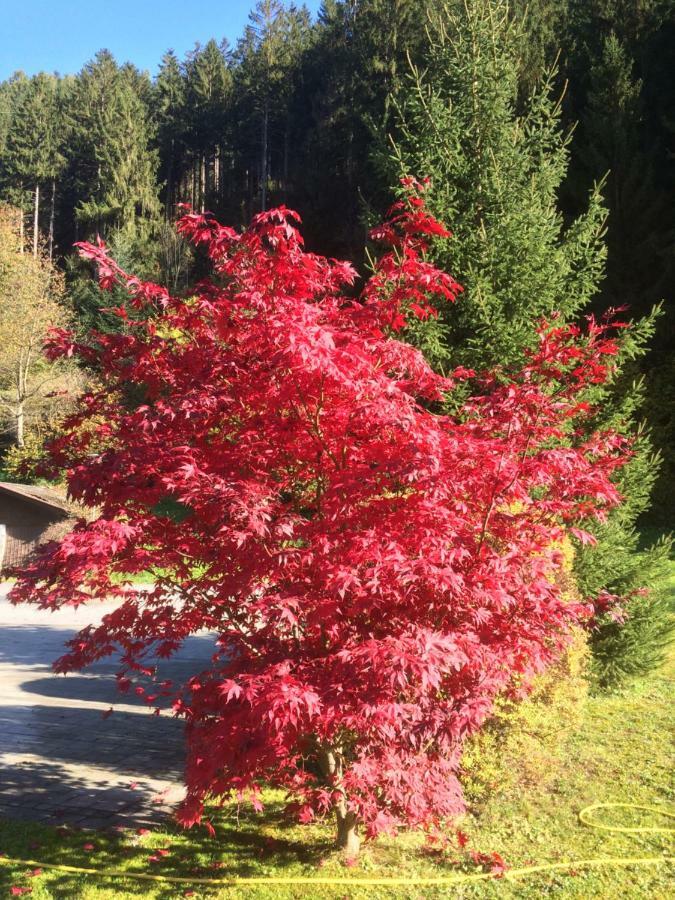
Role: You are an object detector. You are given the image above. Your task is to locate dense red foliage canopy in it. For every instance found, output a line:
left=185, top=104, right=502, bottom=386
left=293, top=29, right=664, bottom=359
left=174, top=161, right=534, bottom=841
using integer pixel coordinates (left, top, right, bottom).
left=11, top=181, right=629, bottom=843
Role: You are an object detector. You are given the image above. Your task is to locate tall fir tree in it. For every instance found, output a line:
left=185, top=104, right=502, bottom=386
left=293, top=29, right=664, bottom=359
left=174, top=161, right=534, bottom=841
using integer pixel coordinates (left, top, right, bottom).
left=0, top=73, right=30, bottom=249
left=153, top=50, right=187, bottom=219
left=233, top=1, right=312, bottom=216
left=3, top=73, right=64, bottom=257
left=183, top=40, right=232, bottom=214
left=578, top=34, right=674, bottom=316
left=563, top=3, right=675, bottom=523
left=62, top=53, right=160, bottom=335
left=386, top=0, right=607, bottom=371
left=297, top=0, right=424, bottom=257
left=66, top=51, right=160, bottom=241
left=385, top=0, right=672, bottom=687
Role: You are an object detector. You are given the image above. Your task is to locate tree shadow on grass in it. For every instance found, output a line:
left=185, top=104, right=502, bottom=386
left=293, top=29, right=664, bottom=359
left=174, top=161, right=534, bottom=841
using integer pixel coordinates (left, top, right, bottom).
left=0, top=794, right=333, bottom=899
left=208, top=802, right=333, bottom=869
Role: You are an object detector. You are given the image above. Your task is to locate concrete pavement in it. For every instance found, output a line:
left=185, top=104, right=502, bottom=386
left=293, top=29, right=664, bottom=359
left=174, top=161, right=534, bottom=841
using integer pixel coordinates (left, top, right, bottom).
left=0, top=585, right=215, bottom=829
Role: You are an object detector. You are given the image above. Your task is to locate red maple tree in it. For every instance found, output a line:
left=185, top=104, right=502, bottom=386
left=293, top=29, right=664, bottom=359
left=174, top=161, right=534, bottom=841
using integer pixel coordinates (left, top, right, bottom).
left=11, top=181, right=629, bottom=852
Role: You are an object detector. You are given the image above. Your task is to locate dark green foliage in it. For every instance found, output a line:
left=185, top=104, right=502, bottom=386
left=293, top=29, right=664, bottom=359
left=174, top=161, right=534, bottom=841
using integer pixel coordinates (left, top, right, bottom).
left=152, top=50, right=188, bottom=219
left=385, top=0, right=672, bottom=688
left=151, top=495, right=194, bottom=523
left=587, top=532, right=674, bottom=688
left=5, top=73, right=62, bottom=190
left=562, top=0, right=675, bottom=522
left=384, top=0, right=606, bottom=372
left=289, top=0, right=424, bottom=258
left=182, top=40, right=232, bottom=215
left=66, top=228, right=160, bottom=334
left=66, top=52, right=160, bottom=240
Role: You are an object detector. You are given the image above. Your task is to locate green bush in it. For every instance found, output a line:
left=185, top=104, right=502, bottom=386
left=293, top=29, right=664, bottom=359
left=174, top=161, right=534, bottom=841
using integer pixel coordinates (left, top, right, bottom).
left=589, top=534, right=675, bottom=690
left=0, top=434, right=51, bottom=484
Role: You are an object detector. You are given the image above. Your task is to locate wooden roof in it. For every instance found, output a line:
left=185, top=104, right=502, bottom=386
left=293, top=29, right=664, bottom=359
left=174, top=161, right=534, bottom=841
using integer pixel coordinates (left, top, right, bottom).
left=0, top=482, right=77, bottom=517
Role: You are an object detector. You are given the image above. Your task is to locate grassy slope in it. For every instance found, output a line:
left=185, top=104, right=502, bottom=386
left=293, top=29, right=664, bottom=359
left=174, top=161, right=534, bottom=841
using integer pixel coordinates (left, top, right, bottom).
left=0, top=572, right=673, bottom=899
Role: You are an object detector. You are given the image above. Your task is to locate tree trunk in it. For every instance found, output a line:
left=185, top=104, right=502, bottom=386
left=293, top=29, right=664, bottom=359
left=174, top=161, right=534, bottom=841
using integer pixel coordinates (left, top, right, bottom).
left=33, top=183, right=40, bottom=257
left=317, top=745, right=360, bottom=854
left=49, top=179, right=56, bottom=260
left=283, top=117, right=290, bottom=203
left=166, top=139, right=174, bottom=221
left=261, top=99, right=269, bottom=212
left=19, top=195, right=24, bottom=254
left=335, top=803, right=360, bottom=855
left=15, top=403, right=24, bottom=449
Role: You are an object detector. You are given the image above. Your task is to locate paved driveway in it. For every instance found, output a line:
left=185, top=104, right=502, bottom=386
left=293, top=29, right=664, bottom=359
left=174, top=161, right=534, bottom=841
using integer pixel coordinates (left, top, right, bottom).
left=0, top=585, right=215, bottom=829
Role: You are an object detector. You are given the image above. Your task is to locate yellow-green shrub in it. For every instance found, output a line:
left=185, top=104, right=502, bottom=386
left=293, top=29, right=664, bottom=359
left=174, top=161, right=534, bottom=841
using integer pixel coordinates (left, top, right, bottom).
left=461, top=537, right=589, bottom=808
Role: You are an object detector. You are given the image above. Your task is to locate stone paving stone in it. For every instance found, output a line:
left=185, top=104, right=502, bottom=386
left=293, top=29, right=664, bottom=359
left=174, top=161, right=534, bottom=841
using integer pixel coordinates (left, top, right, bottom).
left=0, top=586, right=213, bottom=829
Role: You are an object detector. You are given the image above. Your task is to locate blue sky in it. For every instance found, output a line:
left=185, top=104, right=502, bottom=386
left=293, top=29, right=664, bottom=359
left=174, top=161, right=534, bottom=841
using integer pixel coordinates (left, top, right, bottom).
left=0, top=0, right=324, bottom=81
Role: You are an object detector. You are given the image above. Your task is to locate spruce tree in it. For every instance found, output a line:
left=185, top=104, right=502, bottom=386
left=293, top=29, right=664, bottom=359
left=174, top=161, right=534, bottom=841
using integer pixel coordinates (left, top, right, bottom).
left=154, top=50, right=187, bottom=219
left=297, top=0, right=424, bottom=257
left=4, top=73, right=63, bottom=257
left=62, top=54, right=160, bottom=336
left=183, top=40, right=231, bottom=213
left=233, top=1, right=311, bottom=214
left=67, top=52, right=160, bottom=240
left=569, top=24, right=675, bottom=523
left=385, top=0, right=672, bottom=687
left=577, top=35, right=674, bottom=316
left=0, top=73, right=30, bottom=249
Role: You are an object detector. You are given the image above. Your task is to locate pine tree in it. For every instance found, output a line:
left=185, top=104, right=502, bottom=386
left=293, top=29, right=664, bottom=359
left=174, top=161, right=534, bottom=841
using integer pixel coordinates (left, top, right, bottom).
left=568, top=19, right=675, bottom=523
left=0, top=73, right=30, bottom=249
left=509, top=0, right=570, bottom=92
left=4, top=73, right=64, bottom=257
left=297, top=0, right=424, bottom=257
left=154, top=50, right=187, bottom=219
left=183, top=40, right=231, bottom=213
left=578, top=35, right=674, bottom=315
left=234, top=1, right=299, bottom=213
left=385, top=0, right=606, bottom=371
left=385, top=0, right=672, bottom=687
left=67, top=52, right=160, bottom=240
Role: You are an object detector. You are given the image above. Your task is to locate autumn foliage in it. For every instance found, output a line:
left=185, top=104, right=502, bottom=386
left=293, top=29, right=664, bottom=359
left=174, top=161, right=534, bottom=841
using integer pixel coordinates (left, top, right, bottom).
left=10, top=180, right=630, bottom=850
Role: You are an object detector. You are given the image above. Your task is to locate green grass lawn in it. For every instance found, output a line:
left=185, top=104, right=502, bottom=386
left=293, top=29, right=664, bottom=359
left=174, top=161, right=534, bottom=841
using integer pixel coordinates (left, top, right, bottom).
left=1, top=569, right=673, bottom=899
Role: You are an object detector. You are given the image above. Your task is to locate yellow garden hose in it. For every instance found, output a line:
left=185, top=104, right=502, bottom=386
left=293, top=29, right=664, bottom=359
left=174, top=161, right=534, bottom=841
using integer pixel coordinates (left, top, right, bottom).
left=579, top=802, right=675, bottom=834
left=0, top=803, right=672, bottom=890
